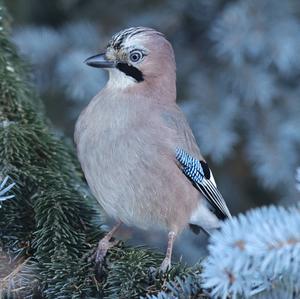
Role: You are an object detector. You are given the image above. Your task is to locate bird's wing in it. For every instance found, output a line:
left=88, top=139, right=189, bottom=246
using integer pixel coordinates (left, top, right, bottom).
left=160, top=107, right=203, bottom=159
left=160, top=105, right=231, bottom=220
left=175, top=148, right=231, bottom=220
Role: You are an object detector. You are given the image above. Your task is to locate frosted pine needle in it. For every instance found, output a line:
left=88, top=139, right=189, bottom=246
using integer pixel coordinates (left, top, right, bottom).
left=201, top=205, right=300, bottom=299
left=0, top=176, right=15, bottom=206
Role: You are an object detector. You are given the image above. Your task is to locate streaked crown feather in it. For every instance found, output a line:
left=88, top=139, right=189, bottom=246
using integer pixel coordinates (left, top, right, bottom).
left=108, top=27, right=164, bottom=50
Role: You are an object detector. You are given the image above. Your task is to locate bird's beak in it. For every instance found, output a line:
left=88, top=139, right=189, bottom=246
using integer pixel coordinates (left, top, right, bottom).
left=84, top=53, right=115, bottom=68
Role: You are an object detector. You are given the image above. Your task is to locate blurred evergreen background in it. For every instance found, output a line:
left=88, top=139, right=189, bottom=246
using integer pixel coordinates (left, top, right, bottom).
left=5, top=0, right=300, bottom=264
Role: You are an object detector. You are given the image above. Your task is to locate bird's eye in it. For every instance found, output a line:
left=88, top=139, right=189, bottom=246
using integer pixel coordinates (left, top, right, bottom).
left=129, top=51, right=143, bottom=63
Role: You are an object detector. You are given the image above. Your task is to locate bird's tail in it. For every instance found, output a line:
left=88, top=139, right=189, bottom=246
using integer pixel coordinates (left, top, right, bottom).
left=189, top=224, right=211, bottom=236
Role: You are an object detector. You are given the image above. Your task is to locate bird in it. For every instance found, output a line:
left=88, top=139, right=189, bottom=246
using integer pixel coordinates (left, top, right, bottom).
left=74, top=27, right=231, bottom=272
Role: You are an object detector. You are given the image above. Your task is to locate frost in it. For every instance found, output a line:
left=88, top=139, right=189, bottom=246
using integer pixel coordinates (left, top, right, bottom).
left=0, top=120, right=15, bottom=128
left=6, top=65, right=15, bottom=72
left=201, top=205, right=300, bottom=298
left=0, top=176, right=15, bottom=207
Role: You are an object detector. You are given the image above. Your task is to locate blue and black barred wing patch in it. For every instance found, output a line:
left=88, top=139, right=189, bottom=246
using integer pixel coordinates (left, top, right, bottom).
left=176, top=148, right=231, bottom=220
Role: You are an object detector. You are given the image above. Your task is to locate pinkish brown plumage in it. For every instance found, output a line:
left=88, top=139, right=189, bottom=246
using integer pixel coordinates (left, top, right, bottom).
left=75, top=27, right=231, bottom=271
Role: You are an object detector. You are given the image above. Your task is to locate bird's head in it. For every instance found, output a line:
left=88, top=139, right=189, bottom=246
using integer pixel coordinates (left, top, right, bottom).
left=85, top=27, right=176, bottom=93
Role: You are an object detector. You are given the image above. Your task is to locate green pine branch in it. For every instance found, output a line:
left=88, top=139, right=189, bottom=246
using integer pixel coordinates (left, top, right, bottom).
left=0, top=2, right=206, bottom=298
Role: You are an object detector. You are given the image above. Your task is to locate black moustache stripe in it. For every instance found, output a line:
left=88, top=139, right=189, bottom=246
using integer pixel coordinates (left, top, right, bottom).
left=116, top=63, right=144, bottom=82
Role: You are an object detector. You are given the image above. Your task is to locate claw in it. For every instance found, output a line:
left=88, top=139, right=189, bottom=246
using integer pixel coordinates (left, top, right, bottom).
left=159, top=256, right=171, bottom=273
left=94, top=237, right=118, bottom=278
left=90, top=222, right=122, bottom=278
left=95, top=238, right=118, bottom=263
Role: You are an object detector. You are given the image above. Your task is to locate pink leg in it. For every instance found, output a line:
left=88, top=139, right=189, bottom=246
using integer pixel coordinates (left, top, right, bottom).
left=95, top=221, right=121, bottom=263
left=160, top=231, right=176, bottom=272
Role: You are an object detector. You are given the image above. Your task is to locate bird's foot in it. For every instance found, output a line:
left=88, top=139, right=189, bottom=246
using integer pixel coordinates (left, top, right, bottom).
left=89, top=236, right=118, bottom=278
left=159, top=256, right=171, bottom=273
left=89, top=222, right=122, bottom=278
left=95, top=236, right=118, bottom=264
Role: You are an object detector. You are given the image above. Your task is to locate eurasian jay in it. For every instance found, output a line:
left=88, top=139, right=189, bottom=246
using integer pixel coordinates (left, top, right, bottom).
left=75, top=27, right=231, bottom=271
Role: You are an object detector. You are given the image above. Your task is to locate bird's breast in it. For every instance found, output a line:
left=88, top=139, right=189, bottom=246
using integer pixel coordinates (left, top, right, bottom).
left=74, top=96, right=199, bottom=231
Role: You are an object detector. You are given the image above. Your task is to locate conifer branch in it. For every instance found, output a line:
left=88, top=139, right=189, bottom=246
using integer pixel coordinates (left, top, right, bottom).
left=201, top=205, right=300, bottom=299
left=1, top=1, right=300, bottom=298
left=0, top=3, right=197, bottom=298
left=0, top=176, right=15, bottom=204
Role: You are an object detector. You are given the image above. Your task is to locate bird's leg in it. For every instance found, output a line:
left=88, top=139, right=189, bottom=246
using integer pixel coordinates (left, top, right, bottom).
left=160, top=231, right=176, bottom=272
left=94, top=221, right=121, bottom=264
